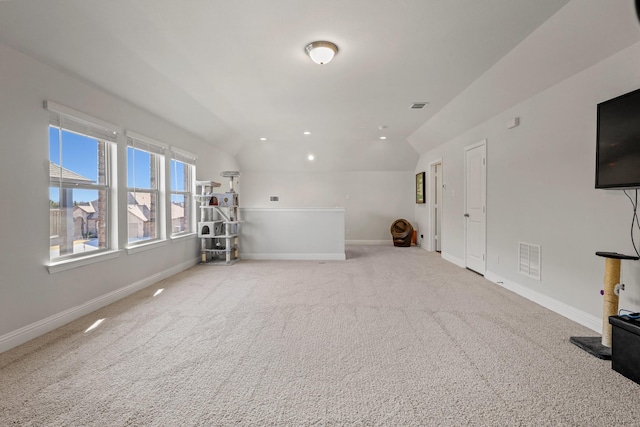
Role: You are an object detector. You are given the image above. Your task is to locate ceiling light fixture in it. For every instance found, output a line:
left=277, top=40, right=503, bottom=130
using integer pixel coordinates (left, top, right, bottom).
left=380, top=136, right=387, bottom=140
left=260, top=137, right=267, bottom=141
left=308, top=154, right=315, bottom=161
left=305, top=41, right=338, bottom=65
left=303, top=131, right=311, bottom=135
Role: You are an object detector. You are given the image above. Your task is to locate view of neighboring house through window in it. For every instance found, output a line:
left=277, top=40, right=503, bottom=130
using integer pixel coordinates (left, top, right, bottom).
left=127, top=132, right=165, bottom=245
left=48, top=102, right=117, bottom=261
left=170, top=149, right=195, bottom=235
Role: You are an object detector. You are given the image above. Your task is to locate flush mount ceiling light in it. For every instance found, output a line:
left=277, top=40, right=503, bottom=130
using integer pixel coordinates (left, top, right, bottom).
left=305, top=41, right=338, bottom=65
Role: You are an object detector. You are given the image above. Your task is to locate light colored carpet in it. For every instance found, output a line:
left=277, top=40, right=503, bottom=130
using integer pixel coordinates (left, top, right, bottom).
left=1, top=245, right=639, bottom=426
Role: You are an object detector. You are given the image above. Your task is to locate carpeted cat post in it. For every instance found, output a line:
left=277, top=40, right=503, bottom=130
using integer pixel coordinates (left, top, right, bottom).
left=601, top=256, right=621, bottom=348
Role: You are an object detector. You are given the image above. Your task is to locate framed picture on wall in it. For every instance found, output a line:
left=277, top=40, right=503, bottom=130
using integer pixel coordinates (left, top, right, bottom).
left=416, top=172, right=425, bottom=204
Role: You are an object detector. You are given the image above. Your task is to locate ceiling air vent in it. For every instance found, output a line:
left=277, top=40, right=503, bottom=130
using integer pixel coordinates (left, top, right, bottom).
left=411, top=102, right=428, bottom=109
left=518, top=242, right=541, bottom=281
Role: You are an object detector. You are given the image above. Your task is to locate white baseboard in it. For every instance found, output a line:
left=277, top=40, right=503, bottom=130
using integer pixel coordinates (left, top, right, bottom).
left=484, top=271, right=601, bottom=333
left=346, top=240, right=391, bottom=245
left=0, top=257, right=199, bottom=354
left=441, top=252, right=465, bottom=268
left=241, top=253, right=346, bottom=261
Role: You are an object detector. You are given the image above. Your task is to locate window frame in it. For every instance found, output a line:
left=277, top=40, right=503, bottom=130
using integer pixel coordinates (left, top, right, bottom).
left=125, top=130, right=167, bottom=247
left=46, top=101, right=119, bottom=266
left=169, top=147, right=196, bottom=237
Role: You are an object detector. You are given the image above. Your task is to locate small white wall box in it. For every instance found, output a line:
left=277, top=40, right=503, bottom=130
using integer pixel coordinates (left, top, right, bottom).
left=198, top=222, right=219, bottom=237
left=210, top=193, right=238, bottom=207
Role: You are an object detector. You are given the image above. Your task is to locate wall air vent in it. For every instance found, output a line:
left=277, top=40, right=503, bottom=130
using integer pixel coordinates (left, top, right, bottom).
left=411, top=102, right=428, bottom=109
left=518, top=242, right=541, bottom=280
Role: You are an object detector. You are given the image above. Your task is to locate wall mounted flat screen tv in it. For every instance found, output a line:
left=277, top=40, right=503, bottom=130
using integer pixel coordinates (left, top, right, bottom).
left=596, top=87, right=640, bottom=189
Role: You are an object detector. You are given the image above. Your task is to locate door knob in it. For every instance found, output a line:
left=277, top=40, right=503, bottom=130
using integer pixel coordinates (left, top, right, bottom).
left=464, top=213, right=470, bottom=217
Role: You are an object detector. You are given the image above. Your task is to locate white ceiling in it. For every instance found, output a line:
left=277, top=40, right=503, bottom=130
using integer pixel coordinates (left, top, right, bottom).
left=0, top=0, right=572, bottom=172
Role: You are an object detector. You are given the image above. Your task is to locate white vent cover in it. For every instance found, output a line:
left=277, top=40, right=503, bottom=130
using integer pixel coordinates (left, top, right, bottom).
left=518, top=242, right=541, bottom=280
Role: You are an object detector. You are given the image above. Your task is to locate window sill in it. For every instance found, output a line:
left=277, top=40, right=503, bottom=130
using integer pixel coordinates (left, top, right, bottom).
left=47, top=250, right=123, bottom=274
left=126, top=239, right=168, bottom=255
left=171, top=232, right=197, bottom=242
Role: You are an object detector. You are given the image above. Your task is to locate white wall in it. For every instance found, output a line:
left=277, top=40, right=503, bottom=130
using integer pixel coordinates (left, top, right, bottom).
left=241, top=171, right=415, bottom=243
left=0, top=42, right=238, bottom=351
left=415, top=40, right=640, bottom=329
left=240, top=208, right=345, bottom=260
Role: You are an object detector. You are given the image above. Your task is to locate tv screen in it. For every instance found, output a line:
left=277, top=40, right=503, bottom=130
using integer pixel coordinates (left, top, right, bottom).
left=596, top=88, right=640, bottom=189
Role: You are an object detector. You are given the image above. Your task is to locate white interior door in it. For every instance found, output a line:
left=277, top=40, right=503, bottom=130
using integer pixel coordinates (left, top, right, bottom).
left=464, top=141, right=486, bottom=275
left=434, top=162, right=442, bottom=252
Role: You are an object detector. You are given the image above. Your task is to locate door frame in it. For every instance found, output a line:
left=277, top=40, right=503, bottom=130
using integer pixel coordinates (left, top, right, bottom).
left=428, top=159, right=443, bottom=252
left=464, top=139, right=487, bottom=275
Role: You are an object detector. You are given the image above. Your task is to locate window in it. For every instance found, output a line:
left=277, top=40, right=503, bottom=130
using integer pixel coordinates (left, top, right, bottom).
left=170, top=149, right=196, bottom=236
left=126, top=132, right=166, bottom=245
left=47, top=101, right=118, bottom=262
left=45, top=101, right=198, bottom=266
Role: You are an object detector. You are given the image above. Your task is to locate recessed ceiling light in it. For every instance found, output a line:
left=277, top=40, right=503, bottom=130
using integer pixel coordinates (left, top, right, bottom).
left=308, top=154, right=315, bottom=161
left=380, top=136, right=387, bottom=140
left=260, top=137, right=267, bottom=141
left=303, top=131, right=311, bottom=135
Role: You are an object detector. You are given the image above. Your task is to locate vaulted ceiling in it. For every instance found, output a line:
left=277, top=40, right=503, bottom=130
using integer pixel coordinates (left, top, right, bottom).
left=0, top=0, right=572, bottom=171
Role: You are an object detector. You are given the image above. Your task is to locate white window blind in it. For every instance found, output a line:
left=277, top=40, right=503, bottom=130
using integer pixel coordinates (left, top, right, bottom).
left=45, top=100, right=119, bottom=143
left=170, top=146, right=197, bottom=165
left=125, top=130, right=167, bottom=155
